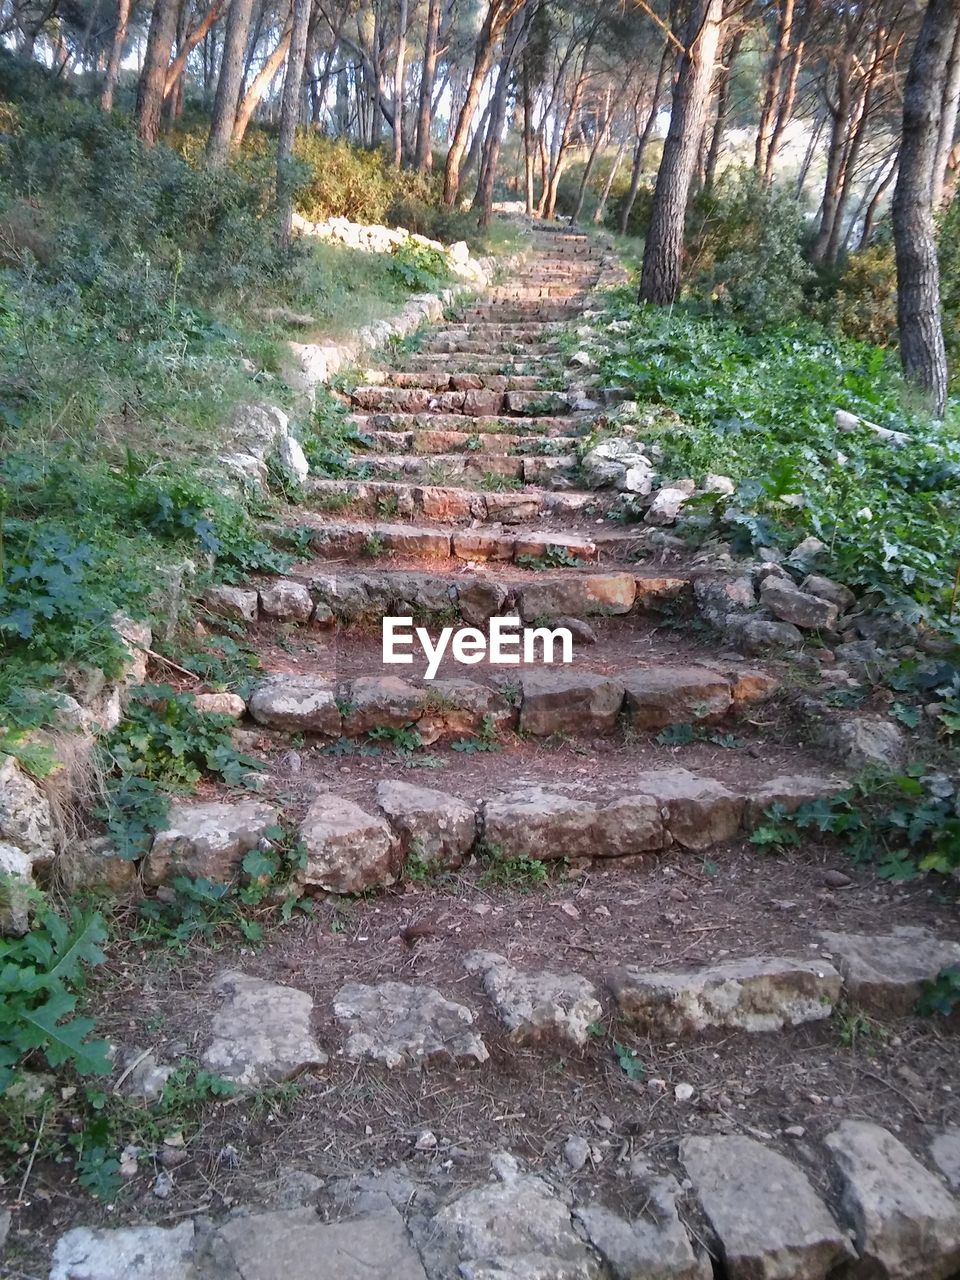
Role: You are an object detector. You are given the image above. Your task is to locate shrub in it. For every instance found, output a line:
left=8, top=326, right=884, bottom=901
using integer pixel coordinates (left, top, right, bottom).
left=685, top=172, right=814, bottom=330
left=831, top=243, right=898, bottom=348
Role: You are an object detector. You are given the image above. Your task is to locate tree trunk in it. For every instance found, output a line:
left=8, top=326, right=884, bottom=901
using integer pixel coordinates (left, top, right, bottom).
left=594, top=136, right=626, bottom=223
left=522, top=58, right=535, bottom=214
left=571, top=89, right=611, bottom=223
left=704, top=26, right=742, bottom=193
left=478, top=12, right=530, bottom=227
left=857, top=152, right=898, bottom=250
left=754, top=0, right=793, bottom=176
left=444, top=0, right=524, bottom=206
left=101, top=0, right=130, bottom=110
left=207, top=0, right=258, bottom=166
left=392, top=0, right=409, bottom=167
left=164, top=0, right=226, bottom=100
left=277, top=0, right=312, bottom=249
left=810, top=46, right=853, bottom=262
left=893, top=0, right=960, bottom=417
left=619, top=37, right=671, bottom=234
left=823, top=30, right=883, bottom=264
left=232, top=15, right=292, bottom=143
left=639, top=0, right=724, bottom=305
left=764, top=0, right=817, bottom=182
left=933, top=17, right=960, bottom=205
left=136, top=0, right=179, bottom=144
left=414, top=0, right=442, bottom=170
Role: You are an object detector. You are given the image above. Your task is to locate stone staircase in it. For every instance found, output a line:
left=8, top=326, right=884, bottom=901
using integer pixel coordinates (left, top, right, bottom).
left=27, top=227, right=960, bottom=1280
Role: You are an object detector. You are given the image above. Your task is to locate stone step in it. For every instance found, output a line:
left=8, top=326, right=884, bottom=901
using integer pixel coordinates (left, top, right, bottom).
left=209, top=567, right=690, bottom=628
left=139, top=762, right=830, bottom=897
left=296, top=515, right=608, bottom=563
left=398, top=355, right=558, bottom=375
left=463, top=303, right=590, bottom=323
left=303, top=476, right=604, bottom=524
left=417, top=338, right=560, bottom=356
left=362, top=370, right=550, bottom=393
left=361, top=428, right=580, bottom=456
left=350, top=411, right=588, bottom=436
left=46, top=1117, right=960, bottom=1280
left=343, top=453, right=578, bottom=488
left=349, top=384, right=576, bottom=417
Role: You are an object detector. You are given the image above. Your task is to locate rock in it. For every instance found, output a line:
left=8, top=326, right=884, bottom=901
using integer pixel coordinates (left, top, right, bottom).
left=113, top=614, right=152, bottom=686
left=0, top=753, right=54, bottom=864
left=694, top=576, right=757, bottom=627
left=0, top=842, right=34, bottom=935
left=340, top=676, right=425, bottom=736
left=248, top=674, right=341, bottom=734
left=833, top=640, right=884, bottom=678
left=458, top=578, right=509, bottom=626
left=429, top=1156, right=599, bottom=1279
left=225, top=402, right=289, bottom=460
left=760, top=579, right=839, bottom=631
left=518, top=573, right=637, bottom=620
left=564, top=1134, right=591, bottom=1171
left=299, top=794, right=398, bottom=893
left=203, top=584, right=259, bottom=623
left=556, top=616, right=598, bottom=645
left=203, top=971, right=327, bottom=1087
left=790, top=536, right=828, bottom=563
left=57, top=836, right=137, bottom=893
left=193, top=691, right=247, bottom=719
left=277, top=434, right=310, bottom=483
left=801, top=574, right=856, bottom=611
left=824, top=717, right=906, bottom=769
left=334, top=981, right=487, bottom=1067
left=482, top=787, right=664, bottom=861
left=607, top=956, right=841, bottom=1035
left=464, top=951, right=603, bottom=1048
left=49, top=1222, right=196, bottom=1280
left=144, top=800, right=278, bottom=887
left=519, top=670, right=624, bottom=735
left=825, top=1120, right=960, bottom=1280
left=645, top=487, right=690, bottom=526
left=258, top=579, right=314, bottom=622
left=576, top=1167, right=711, bottom=1280
left=621, top=666, right=732, bottom=730
left=681, top=1134, right=853, bottom=1280
left=376, top=780, right=476, bottom=869
left=582, top=439, right=655, bottom=494
left=743, top=774, right=845, bottom=826
left=116, top=1046, right=173, bottom=1104
left=731, top=617, right=804, bottom=654
left=818, top=927, right=960, bottom=1015
left=209, top=1204, right=428, bottom=1280
left=631, top=768, right=742, bottom=851
left=701, top=473, right=736, bottom=496
left=728, top=669, right=779, bottom=704
left=931, top=1131, right=960, bottom=1191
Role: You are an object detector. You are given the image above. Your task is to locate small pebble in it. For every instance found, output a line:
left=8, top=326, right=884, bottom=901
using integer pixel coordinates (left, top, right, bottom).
left=674, top=1082, right=695, bottom=1103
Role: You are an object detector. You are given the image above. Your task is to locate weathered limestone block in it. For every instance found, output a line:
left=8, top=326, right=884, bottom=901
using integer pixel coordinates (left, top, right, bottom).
left=203, top=971, right=327, bottom=1087
left=299, top=794, right=398, bottom=894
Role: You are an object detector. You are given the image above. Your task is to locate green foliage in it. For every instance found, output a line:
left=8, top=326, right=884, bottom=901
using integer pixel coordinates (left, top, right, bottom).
left=830, top=244, right=898, bottom=348
left=477, top=847, right=549, bottom=892
left=387, top=240, right=451, bottom=291
left=685, top=174, right=814, bottom=330
left=516, top=546, right=586, bottom=569
left=594, top=298, right=960, bottom=631
left=774, top=770, right=960, bottom=879
left=614, top=1041, right=644, bottom=1081
left=98, top=684, right=262, bottom=859
left=916, top=965, right=960, bottom=1017
left=0, top=904, right=111, bottom=1092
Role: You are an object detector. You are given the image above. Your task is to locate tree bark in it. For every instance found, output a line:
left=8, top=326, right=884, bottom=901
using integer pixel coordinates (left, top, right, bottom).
left=892, top=0, right=960, bottom=417
left=571, top=87, right=611, bottom=223
left=164, top=0, right=226, bottom=100
left=764, top=0, right=817, bottom=182
left=933, top=16, right=960, bottom=205
left=522, top=56, right=536, bottom=213
left=101, top=0, right=130, bottom=110
left=594, top=135, right=626, bottom=224
left=857, top=152, right=898, bottom=250
left=136, top=0, right=179, bottom=144
left=391, top=0, right=409, bottom=167
left=754, top=0, right=793, bottom=176
left=443, top=0, right=526, bottom=206
left=619, top=39, right=671, bottom=235
left=207, top=0, right=258, bottom=166
left=639, top=0, right=724, bottom=304
left=277, top=0, right=312, bottom=249
left=231, top=15, right=292, bottom=143
left=414, top=0, right=442, bottom=171
left=703, top=26, right=742, bottom=193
